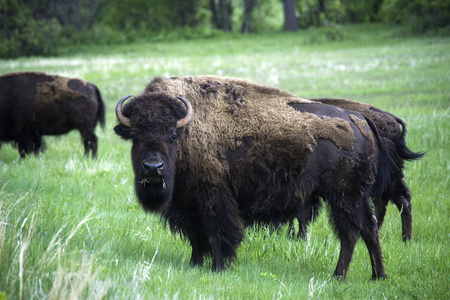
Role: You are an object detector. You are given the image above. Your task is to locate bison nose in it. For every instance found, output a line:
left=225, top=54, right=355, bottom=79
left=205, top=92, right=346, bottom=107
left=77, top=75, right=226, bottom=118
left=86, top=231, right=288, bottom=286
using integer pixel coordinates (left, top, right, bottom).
left=142, top=161, right=164, bottom=176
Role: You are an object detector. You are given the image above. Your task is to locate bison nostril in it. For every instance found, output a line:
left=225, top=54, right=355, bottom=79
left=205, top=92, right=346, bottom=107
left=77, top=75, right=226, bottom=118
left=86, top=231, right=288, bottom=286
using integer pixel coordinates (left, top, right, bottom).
left=142, top=161, right=164, bottom=174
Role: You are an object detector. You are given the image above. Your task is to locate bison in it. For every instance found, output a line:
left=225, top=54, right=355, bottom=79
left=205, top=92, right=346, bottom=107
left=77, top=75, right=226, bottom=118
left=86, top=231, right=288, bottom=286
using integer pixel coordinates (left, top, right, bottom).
left=114, top=76, right=390, bottom=279
left=286, top=98, right=424, bottom=241
left=0, top=72, right=105, bottom=158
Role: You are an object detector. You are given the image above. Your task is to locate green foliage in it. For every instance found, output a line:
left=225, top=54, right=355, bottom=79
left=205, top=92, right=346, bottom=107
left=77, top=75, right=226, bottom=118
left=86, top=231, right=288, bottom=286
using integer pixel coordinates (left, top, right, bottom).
left=296, top=0, right=381, bottom=28
left=0, top=19, right=61, bottom=58
left=2, top=0, right=449, bottom=58
left=97, top=0, right=172, bottom=32
left=0, top=1, right=62, bottom=58
left=0, top=25, right=449, bottom=298
left=96, top=0, right=209, bottom=32
left=381, top=0, right=450, bottom=32
left=341, top=0, right=382, bottom=23
left=304, top=24, right=347, bottom=44
left=234, top=0, right=284, bottom=32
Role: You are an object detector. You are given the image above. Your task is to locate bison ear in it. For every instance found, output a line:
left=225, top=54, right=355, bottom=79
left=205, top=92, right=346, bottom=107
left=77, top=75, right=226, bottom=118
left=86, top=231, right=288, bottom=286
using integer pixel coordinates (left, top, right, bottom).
left=114, top=124, right=133, bottom=140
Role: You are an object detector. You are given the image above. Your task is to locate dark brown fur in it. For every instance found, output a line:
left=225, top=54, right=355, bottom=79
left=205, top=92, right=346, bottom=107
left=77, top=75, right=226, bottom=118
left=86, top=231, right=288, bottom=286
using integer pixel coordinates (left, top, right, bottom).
left=289, top=98, right=424, bottom=241
left=115, top=76, right=387, bottom=279
left=0, top=72, right=105, bottom=157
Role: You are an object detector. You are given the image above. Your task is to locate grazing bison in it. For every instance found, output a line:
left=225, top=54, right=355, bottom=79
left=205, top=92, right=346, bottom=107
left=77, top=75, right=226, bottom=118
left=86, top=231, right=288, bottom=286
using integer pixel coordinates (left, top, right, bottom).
left=0, top=72, right=105, bottom=158
left=114, top=76, right=389, bottom=279
left=287, top=98, right=424, bottom=241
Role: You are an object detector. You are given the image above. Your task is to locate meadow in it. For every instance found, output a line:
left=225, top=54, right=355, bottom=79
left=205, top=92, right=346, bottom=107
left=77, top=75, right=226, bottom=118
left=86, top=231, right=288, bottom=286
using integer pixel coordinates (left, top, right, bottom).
left=0, top=25, right=449, bottom=299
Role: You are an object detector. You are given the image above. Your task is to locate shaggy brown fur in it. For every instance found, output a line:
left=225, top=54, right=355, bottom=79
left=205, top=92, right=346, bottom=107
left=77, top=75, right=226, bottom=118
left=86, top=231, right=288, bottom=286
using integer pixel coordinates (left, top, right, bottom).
left=35, top=76, right=88, bottom=104
left=146, top=76, right=360, bottom=186
left=115, top=76, right=388, bottom=280
left=0, top=71, right=105, bottom=157
left=311, top=98, right=400, bottom=142
left=305, top=98, right=424, bottom=241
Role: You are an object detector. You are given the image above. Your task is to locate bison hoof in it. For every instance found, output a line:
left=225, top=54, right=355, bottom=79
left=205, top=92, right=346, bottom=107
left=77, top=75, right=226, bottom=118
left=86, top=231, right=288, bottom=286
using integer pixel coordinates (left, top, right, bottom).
left=371, top=274, right=387, bottom=280
left=402, top=234, right=412, bottom=242
left=212, top=262, right=226, bottom=272
left=332, top=274, right=345, bottom=281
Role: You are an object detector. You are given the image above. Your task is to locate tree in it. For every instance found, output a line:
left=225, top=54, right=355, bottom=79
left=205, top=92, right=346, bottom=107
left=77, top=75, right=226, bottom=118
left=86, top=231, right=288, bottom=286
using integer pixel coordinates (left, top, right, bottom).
left=209, top=0, right=232, bottom=31
left=242, top=0, right=257, bottom=33
left=371, top=0, right=384, bottom=21
left=282, top=0, right=298, bottom=31
left=381, top=0, right=450, bottom=31
left=318, top=0, right=325, bottom=13
left=219, top=0, right=232, bottom=31
left=210, top=0, right=219, bottom=28
left=0, top=0, right=63, bottom=57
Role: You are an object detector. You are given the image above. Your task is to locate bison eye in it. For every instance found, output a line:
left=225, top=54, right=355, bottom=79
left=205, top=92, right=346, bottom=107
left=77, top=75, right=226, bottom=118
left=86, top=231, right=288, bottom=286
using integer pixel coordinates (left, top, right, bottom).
left=130, top=128, right=142, bottom=139
left=165, top=128, right=178, bottom=141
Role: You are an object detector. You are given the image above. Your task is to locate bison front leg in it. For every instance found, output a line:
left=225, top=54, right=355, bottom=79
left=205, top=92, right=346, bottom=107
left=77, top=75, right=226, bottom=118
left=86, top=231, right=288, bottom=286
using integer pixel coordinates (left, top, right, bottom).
left=196, top=185, right=244, bottom=272
left=189, top=235, right=208, bottom=268
left=330, top=197, right=387, bottom=280
left=17, top=134, right=35, bottom=158
left=328, top=200, right=365, bottom=280
left=31, top=134, right=43, bottom=154
left=296, top=195, right=322, bottom=240
left=332, top=225, right=359, bottom=279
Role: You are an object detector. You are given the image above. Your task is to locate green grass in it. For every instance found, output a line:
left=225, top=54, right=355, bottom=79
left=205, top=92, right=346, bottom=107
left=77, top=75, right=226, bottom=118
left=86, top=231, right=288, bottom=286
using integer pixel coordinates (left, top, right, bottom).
left=1, top=24, right=449, bottom=299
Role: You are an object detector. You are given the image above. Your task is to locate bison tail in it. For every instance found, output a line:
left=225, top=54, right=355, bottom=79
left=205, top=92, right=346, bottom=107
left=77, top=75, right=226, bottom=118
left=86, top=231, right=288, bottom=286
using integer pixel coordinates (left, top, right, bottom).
left=395, top=117, right=425, bottom=161
left=95, top=86, right=106, bottom=129
left=365, top=117, right=397, bottom=200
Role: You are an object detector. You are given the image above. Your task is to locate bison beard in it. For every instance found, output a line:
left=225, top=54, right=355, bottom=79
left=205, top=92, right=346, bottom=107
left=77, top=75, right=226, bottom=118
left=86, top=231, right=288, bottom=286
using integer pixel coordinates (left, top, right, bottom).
left=135, top=179, right=172, bottom=212
left=114, top=76, right=388, bottom=280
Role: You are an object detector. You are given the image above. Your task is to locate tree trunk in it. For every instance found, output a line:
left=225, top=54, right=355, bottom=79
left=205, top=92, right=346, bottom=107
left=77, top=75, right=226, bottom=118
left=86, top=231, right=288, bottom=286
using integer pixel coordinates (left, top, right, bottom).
left=371, top=0, right=384, bottom=21
left=242, top=0, right=256, bottom=33
left=210, top=0, right=219, bottom=29
left=318, top=0, right=325, bottom=13
left=282, top=0, right=298, bottom=32
left=219, top=0, right=232, bottom=32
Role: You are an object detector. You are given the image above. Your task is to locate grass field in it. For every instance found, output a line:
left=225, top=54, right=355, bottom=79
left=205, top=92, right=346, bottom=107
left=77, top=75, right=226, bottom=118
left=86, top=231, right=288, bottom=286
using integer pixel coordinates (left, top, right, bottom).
left=1, top=25, right=449, bottom=299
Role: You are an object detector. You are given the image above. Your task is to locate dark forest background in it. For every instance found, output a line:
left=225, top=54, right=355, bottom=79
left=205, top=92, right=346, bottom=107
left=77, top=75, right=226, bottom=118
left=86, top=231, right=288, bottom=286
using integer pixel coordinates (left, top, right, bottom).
left=1, top=0, right=449, bottom=58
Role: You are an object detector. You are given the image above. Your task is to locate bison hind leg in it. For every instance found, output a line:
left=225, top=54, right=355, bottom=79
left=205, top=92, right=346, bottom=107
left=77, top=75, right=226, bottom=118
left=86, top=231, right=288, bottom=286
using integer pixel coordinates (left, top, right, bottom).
left=359, top=201, right=387, bottom=279
left=373, top=194, right=389, bottom=232
left=392, top=181, right=413, bottom=241
left=81, top=130, right=98, bottom=158
left=399, top=193, right=413, bottom=242
left=374, top=179, right=413, bottom=242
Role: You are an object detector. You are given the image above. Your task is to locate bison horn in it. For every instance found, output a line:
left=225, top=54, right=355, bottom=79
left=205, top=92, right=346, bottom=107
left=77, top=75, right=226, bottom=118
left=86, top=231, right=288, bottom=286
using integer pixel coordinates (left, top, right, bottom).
left=175, top=96, right=193, bottom=128
left=116, top=95, right=133, bottom=127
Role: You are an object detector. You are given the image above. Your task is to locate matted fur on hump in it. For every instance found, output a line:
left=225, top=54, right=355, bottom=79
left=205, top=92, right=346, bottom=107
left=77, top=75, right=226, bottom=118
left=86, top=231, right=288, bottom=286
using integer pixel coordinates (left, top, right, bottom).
left=146, top=76, right=356, bottom=186
left=311, top=98, right=401, bottom=141
left=35, top=75, right=88, bottom=104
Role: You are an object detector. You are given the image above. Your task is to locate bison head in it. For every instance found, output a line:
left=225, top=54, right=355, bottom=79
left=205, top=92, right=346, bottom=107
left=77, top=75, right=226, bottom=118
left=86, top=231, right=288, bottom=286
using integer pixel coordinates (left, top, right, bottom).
left=114, top=93, right=193, bottom=212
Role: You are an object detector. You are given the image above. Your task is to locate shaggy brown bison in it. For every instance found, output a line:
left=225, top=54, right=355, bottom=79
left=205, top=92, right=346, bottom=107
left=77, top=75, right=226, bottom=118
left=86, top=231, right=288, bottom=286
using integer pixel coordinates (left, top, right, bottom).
left=0, top=72, right=105, bottom=158
left=287, top=98, right=424, bottom=241
left=114, top=76, right=390, bottom=279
